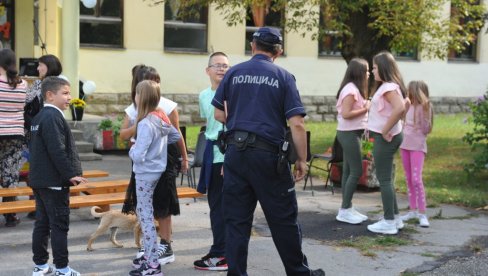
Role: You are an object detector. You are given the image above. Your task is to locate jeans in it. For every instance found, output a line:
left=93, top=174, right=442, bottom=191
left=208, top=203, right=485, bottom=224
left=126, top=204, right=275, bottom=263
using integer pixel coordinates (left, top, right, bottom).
left=371, top=131, right=403, bottom=220
left=337, top=130, right=364, bottom=209
left=32, top=188, right=70, bottom=268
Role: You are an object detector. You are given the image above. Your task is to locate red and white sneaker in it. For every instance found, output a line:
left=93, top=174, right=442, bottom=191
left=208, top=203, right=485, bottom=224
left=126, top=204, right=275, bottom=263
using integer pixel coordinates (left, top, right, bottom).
left=193, top=254, right=228, bottom=271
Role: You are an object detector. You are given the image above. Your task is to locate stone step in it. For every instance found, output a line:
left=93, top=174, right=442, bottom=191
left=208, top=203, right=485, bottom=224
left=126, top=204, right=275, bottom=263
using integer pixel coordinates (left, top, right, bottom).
left=71, top=129, right=84, bottom=140
left=78, top=152, right=103, bottom=161
left=75, top=141, right=94, bottom=153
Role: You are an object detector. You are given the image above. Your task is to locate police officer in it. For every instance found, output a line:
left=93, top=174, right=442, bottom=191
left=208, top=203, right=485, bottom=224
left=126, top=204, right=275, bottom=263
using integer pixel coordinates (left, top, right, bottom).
left=212, top=27, right=325, bottom=276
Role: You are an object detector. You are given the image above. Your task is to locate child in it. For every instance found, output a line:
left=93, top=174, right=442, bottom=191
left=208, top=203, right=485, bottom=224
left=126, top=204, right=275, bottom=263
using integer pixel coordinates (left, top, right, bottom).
left=193, top=52, right=230, bottom=271
left=29, top=76, right=88, bottom=276
left=399, top=81, right=433, bottom=227
left=367, top=51, right=407, bottom=235
left=121, top=65, right=187, bottom=265
left=334, top=58, right=371, bottom=225
left=129, top=80, right=180, bottom=276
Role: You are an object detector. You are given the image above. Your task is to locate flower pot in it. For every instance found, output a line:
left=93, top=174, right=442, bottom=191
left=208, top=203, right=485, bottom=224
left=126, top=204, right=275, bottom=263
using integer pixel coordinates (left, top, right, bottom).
left=102, top=130, right=114, bottom=149
left=71, top=107, right=84, bottom=121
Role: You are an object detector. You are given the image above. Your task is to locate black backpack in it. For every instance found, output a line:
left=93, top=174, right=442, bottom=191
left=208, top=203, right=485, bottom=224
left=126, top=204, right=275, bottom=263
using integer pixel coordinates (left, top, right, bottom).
left=24, top=96, right=43, bottom=131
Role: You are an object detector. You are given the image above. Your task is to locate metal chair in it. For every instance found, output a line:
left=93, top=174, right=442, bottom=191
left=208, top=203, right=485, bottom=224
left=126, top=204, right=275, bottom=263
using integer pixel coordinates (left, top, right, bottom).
left=186, top=131, right=206, bottom=188
left=303, top=135, right=342, bottom=195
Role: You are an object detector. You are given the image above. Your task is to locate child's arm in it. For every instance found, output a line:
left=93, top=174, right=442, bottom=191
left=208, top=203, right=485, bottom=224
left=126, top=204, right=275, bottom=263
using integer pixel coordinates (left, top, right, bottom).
left=420, top=105, right=433, bottom=135
left=129, top=122, right=153, bottom=164
left=120, top=114, right=136, bottom=140
left=167, top=125, right=181, bottom=144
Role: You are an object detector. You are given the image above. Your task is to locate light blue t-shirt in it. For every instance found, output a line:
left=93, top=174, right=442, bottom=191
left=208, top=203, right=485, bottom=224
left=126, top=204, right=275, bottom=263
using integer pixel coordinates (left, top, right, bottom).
left=199, top=87, right=225, bottom=163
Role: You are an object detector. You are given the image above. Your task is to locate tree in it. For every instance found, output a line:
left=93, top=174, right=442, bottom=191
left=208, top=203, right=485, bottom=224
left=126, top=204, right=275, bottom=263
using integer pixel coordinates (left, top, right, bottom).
left=146, top=0, right=486, bottom=64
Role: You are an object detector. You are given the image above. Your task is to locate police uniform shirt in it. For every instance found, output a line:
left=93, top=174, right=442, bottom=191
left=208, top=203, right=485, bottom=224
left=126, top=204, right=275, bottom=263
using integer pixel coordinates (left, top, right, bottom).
left=211, top=54, right=306, bottom=145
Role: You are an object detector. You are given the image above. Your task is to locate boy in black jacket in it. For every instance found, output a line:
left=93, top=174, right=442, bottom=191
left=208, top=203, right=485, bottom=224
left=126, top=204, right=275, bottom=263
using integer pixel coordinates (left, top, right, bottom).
left=29, top=76, right=88, bottom=276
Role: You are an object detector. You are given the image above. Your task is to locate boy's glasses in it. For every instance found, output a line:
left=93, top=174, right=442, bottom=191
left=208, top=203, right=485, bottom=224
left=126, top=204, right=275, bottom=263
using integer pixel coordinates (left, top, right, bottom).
left=209, top=64, right=230, bottom=70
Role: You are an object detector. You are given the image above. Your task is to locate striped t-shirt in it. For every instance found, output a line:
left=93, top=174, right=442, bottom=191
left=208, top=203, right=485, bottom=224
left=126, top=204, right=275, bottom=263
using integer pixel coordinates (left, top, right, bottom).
left=0, top=79, right=28, bottom=137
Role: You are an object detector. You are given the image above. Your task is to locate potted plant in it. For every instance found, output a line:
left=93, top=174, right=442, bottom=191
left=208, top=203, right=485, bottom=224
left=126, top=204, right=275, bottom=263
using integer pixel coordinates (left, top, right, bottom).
left=111, top=115, right=128, bottom=149
left=98, top=118, right=114, bottom=149
left=70, top=98, right=86, bottom=121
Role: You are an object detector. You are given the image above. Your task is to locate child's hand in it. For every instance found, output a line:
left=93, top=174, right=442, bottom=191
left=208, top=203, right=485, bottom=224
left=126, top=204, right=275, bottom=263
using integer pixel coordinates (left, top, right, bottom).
left=382, top=131, right=393, bottom=142
left=70, top=176, right=88, bottom=186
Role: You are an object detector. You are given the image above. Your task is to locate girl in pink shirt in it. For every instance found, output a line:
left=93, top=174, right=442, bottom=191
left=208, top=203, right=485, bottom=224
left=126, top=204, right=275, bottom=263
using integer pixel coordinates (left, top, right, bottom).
left=367, top=51, right=407, bottom=235
left=335, top=58, right=371, bottom=225
left=399, top=81, right=433, bottom=227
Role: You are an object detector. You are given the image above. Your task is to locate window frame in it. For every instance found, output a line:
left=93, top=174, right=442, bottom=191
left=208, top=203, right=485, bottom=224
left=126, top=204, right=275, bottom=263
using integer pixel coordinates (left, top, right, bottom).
left=79, top=0, right=124, bottom=49
left=448, top=0, right=480, bottom=62
left=245, top=2, right=285, bottom=55
left=163, top=2, right=208, bottom=53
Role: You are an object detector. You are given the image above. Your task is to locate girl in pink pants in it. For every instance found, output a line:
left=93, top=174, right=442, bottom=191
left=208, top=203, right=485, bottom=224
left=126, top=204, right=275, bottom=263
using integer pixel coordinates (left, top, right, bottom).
left=400, top=80, right=433, bottom=227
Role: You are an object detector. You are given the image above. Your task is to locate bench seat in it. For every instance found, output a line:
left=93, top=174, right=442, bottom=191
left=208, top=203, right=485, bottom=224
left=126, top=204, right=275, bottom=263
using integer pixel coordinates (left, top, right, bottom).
left=0, top=179, right=128, bottom=198
left=0, top=187, right=203, bottom=214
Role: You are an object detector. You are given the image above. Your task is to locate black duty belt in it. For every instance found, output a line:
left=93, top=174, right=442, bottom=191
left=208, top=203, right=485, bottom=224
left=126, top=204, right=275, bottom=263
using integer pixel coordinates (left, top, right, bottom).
left=226, top=132, right=279, bottom=154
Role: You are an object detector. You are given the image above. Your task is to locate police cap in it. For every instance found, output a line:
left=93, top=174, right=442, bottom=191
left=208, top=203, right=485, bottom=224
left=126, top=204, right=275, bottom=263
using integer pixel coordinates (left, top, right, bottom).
left=253, top=27, right=283, bottom=45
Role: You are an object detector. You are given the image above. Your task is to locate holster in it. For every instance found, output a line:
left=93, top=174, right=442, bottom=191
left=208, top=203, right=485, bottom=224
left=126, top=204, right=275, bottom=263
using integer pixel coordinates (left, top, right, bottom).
left=216, top=130, right=228, bottom=154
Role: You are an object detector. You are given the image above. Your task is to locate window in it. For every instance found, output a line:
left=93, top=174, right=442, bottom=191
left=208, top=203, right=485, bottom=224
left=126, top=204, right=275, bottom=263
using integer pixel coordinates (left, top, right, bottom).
left=80, top=0, right=123, bottom=48
left=448, top=0, right=480, bottom=61
left=164, top=0, right=208, bottom=52
left=245, top=1, right=284, bottom=54
left=0, top=0, right=14, bottom=50
left=318, top=3, right=340, bottom=57
left=392, top=49, right=418, bottom=60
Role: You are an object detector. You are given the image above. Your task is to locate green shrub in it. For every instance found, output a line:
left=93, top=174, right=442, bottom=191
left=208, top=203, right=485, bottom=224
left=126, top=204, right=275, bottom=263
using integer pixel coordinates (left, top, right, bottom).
left=463, top=91, right=488, bottom=174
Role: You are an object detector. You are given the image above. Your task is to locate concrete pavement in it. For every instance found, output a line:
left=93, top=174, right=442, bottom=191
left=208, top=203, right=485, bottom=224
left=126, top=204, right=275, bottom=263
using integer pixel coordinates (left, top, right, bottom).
left=1, top=153, right=487, bottom=276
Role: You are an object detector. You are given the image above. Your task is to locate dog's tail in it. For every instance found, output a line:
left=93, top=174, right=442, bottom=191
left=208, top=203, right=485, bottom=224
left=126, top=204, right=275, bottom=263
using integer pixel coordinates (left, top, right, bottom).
left=90, top=206, right=106, bottom=218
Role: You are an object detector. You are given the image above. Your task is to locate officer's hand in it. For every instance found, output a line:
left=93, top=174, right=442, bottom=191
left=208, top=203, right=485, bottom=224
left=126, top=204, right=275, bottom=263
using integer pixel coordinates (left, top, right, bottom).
left=293, top=160, right=308, bottom=182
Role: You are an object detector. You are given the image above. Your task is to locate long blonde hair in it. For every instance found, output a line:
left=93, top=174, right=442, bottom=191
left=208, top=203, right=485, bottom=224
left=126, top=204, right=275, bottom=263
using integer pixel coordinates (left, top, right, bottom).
left=408, top=80, right=433, bottom=128
left=134, top=80, right=161, bottom=138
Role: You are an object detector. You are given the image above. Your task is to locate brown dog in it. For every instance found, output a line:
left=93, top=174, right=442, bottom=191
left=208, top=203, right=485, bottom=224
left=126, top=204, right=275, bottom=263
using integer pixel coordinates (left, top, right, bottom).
left=87, top=206, right=144, bottom=251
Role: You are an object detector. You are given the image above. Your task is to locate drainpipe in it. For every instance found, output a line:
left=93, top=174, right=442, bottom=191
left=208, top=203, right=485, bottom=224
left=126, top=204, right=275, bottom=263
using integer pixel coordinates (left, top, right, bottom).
left=60, top=0, right=80, bottom=100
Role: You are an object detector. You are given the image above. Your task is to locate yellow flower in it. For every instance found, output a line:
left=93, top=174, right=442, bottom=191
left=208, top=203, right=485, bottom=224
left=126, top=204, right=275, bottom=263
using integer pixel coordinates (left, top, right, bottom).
left=70, top=98, right=86, bottom=109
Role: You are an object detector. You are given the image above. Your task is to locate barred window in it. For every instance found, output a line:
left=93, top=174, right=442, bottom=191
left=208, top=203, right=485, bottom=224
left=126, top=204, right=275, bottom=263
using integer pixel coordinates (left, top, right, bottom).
left=80, top=0, right=123, bottom=48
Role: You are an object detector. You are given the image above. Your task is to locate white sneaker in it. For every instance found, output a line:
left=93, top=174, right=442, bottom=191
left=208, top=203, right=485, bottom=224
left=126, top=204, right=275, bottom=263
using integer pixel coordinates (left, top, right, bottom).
left=418, top=214, right=430, bottom=227
left=400, top=211, right=418, bottom=221
left=395, top=216, right=405, bottom=230
left=32, top=265, right=54, bottom=276
left=136, top=247, right=144, bottom=259
left=367, top=219, right=398, bottom=235
left=54, top=267, right=80, bottom=276
left=351, top=207, right=368, bottom=222
left=336, top=208, right=363, bottom=224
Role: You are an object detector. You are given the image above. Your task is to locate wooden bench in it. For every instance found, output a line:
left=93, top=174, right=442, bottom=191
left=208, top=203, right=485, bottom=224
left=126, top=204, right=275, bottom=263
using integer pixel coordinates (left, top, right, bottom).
left=0, top=179, right=129, bottom=198
left=0, top=186, right=202, bottom=214
left=19, top=169, right=109, bottom=182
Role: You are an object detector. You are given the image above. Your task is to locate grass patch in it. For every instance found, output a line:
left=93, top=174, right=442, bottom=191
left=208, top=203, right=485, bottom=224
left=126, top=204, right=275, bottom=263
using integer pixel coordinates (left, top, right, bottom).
left=420, top=252, right=438, bottom=258
left=339, top=235, right=410, bottom=257
left=185, top=114, right=487, bottom=208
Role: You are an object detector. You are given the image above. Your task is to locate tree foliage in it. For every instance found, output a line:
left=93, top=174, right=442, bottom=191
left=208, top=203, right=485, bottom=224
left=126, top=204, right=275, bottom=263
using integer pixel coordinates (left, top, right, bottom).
left=145, top=0, right=486, bottom=63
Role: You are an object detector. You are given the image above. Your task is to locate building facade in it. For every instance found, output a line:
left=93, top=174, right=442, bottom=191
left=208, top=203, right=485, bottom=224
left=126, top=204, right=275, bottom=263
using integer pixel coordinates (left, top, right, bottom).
left=12, top=0, right=488, bottom=123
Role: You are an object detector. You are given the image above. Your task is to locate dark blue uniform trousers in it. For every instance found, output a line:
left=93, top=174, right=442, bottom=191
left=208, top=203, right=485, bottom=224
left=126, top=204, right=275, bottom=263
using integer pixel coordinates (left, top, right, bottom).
left=223, top=145, right=311, bottom=276
left=208, top=162, right=226, bottom=256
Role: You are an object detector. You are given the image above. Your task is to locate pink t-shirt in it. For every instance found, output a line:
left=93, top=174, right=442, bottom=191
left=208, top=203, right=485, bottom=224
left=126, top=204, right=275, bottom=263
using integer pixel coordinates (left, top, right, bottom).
left=336, top=82, right=367, bottom=131
left=400, top=105, right=431, bottom=153
left=367, top=82, right=403, bottom=136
